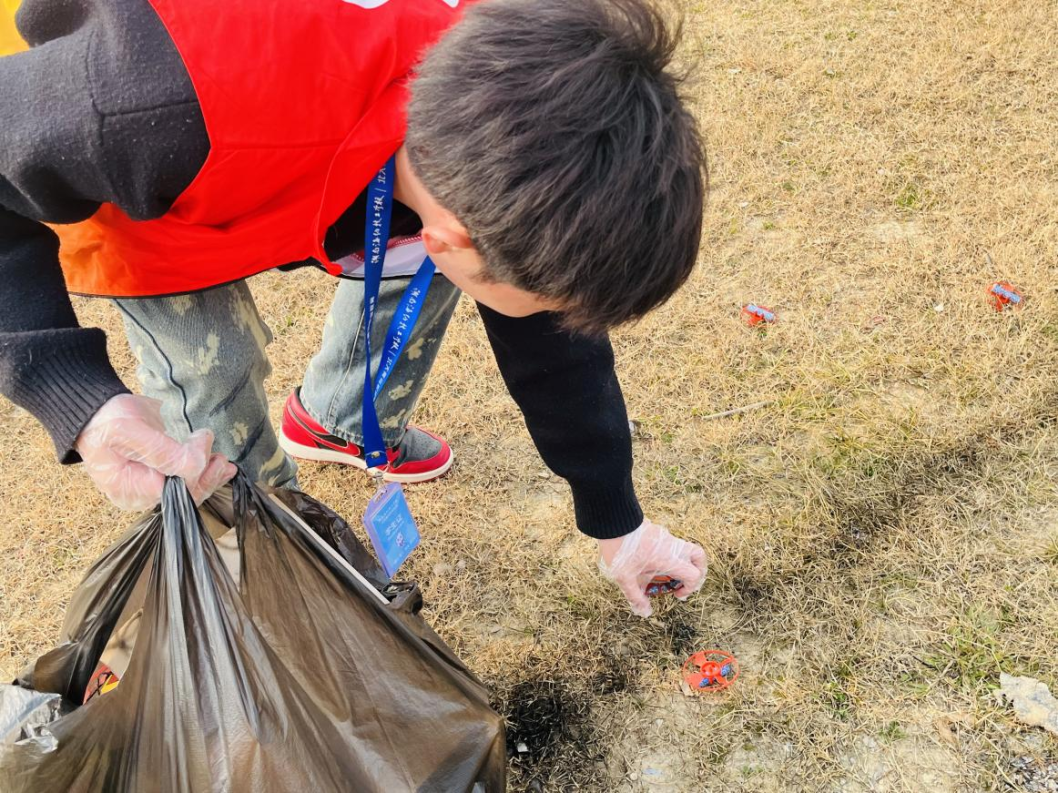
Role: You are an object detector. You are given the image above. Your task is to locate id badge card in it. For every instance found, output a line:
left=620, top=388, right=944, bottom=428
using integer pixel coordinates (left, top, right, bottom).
left=362, top=482, right=420, bottom=577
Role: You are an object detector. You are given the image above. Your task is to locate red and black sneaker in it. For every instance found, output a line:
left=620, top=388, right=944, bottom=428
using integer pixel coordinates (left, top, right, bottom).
left=279, top=389, right=453, bottom=484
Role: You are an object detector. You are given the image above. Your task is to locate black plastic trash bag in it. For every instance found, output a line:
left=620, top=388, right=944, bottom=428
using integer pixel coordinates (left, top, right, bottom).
left=0, top=473, right=505, bottom=792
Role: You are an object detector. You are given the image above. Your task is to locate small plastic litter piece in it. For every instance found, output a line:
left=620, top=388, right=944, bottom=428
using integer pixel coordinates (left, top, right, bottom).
left=989, top=281, right=1024, bottom=312
left=83, top=663, right=120, bottom=704
left=516, top=742, right=529, bottom=754
left=862, top=315, right=888, bottom=332
left=741, top=304, right=777, bottom=327
left=645, top=575, right=684, bottom=597
left=682, top=650, right=740, bottom=693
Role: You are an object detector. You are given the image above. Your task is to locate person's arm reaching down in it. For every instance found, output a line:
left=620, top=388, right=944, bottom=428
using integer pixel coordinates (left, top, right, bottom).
left=477, top=303, right=642, bottom=538
left=477, top=304, right=707, bottom=617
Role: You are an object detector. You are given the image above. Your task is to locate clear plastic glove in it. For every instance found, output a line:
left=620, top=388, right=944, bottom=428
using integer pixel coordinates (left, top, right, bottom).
left=75, top=394, right=236, bottom=511
left=598, top=520, right=708, bottom=618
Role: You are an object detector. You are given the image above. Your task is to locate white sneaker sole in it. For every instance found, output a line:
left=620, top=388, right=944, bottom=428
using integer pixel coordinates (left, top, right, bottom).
left=278, top=431, right=454, bottom=484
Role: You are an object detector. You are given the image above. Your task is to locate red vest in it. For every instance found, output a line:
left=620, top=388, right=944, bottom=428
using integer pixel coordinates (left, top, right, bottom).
left=56, top=0, right=470, bottom=297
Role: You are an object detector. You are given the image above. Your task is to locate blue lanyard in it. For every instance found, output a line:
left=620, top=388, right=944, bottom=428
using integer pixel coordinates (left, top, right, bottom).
left=361, top=157, right=436, bottom=469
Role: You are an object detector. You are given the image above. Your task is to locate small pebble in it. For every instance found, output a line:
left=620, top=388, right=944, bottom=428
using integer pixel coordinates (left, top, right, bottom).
left=1009, top=756, right=1058, bottom=792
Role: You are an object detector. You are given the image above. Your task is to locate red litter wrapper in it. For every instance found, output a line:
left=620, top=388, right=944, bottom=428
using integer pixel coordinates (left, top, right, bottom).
left=683, top=650, right=740, bottom=693
left=988, top=282, right=1024, bottom=312
left=741, top=304, right=777, bottom=327
left=84, top=663, right=121, bottom=703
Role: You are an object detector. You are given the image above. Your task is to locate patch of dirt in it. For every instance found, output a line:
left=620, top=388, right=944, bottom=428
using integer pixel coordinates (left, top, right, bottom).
left=592, top=667, right=632, bottom=696
left=868, top=220, right=923, bottom=243
left=745, top=216, right=788, bottom=239
left=722, top=736, right=797, bottom=792
left=878, top=381, right=932, bottom=414
left=1007, top=503, right=1058, bottom=559
left=832, top=733, right=961, bottom=792
left=662, top=612, right=702, bottom=660
left=604, top=692, right=703, bottom=791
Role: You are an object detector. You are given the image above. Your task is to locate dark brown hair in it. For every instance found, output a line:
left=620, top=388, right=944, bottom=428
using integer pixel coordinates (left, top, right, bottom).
left=407, top=0, right=706, bottom=332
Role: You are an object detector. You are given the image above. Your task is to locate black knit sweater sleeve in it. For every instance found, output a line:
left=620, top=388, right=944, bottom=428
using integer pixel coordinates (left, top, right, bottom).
left=0, top=209, right=129, bottom=463
left=0, top=0, right=208, bottom=461
left=477, top=304, right=643, bottom=539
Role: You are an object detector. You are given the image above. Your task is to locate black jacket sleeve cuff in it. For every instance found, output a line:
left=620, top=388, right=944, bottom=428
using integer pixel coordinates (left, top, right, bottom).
left=567, top=474, right=644, bottom=540
left=0, top=328, right=130, bottom=463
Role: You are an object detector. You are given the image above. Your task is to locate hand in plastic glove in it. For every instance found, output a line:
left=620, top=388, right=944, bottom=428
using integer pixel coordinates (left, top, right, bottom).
left=598, top=520, right=708, bottom=618
left=75, top=394, right=236, bottom=511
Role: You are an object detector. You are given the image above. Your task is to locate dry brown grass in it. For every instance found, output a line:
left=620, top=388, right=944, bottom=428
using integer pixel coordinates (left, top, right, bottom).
left=2, top=0, right=1057, bottom=790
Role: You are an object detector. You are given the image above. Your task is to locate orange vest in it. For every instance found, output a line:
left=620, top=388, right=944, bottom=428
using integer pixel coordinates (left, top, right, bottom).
left=54, top=0, right=470, bottom=297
